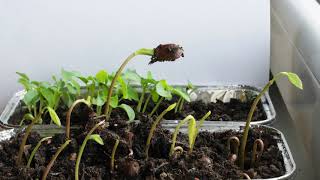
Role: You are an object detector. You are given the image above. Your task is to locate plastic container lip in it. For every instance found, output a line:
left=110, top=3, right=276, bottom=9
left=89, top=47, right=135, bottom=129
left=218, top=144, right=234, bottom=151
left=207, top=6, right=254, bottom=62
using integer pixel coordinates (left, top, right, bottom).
left=0, top=85, right=276, bottom=127
left=0, top=124, right=295, bottom=180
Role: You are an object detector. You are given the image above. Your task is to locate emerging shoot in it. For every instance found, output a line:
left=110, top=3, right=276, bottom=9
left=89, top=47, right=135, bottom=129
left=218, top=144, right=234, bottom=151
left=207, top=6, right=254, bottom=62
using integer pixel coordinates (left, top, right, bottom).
left=111, top=139, right=120, bottom=172
left=104, top=44, right=184, bottom=119
left=169, top=111, right=211, bottom=156
left=27, top=136, right=52, bottom=168
left=250, top=139, right=264, bottom=168
left=227, top=136, right=240, bottom=160
left=145, top=103, right=176, bottom=159
left=75, top=127, right=105, bottom=180
left=239, top=72, right=303, bottom=169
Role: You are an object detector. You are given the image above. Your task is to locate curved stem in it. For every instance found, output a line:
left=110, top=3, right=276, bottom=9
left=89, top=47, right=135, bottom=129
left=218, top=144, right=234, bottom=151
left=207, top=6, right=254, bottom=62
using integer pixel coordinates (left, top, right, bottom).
left=136, top=88, right=145, bottom=113
left=149, top=97, right=164, bottom=117
left=250, top=139, right=264, bottom=168
left=27, top=136, right=52, bottom=168
left=104, top=48, right=154, bottom=118
left=66, top=99, right=91, bottom=139
left=227, top=136, right=240, bottom=156
left=170, top=115, right=195, bottom=156
left=111, top=139, right=120, bottom=171
left=174, top=97, right=182, bottom=113
left=42, top=140, right=71, bottom=180
left=239, top=74, right=281, bottom=169
left=142, top=94, right=151, bottom=113
left=16, top=120, right=36, bottom=166
left=75, top=120, right=105, bottom=180
left=145, top=103, right=176, bottom=159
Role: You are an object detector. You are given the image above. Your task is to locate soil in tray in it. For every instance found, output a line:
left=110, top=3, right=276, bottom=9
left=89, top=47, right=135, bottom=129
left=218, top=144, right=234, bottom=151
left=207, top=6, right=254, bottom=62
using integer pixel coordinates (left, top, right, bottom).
left=0, top=110, right=284, bottom=179
left=7, top=95, right=267, bottom=126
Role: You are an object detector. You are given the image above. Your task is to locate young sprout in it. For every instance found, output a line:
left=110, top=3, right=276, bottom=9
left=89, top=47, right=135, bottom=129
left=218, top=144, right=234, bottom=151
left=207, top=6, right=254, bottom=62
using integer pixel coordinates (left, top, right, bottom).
left=66, top=98, right=91, bottom=139
left=111, top=139, right=120, bottom=172
left=239, top=72, right=303, bottom=169
left=242, top=173, right=251, bottom=180
left=27, top=136, right=52, bottom=168
left=149, top=80, right=173, bottom=116
left=75, top=125, right=105, bottom=180
left=145, top=103, right=176, bottom=159
left=227, top=136, right=240, bottom=160
left=104, top=44, right=184, bottom=119
left=169, top=111, right=211, bottom=156
left=42, top=140, right=71, bottom=180
left=250, top=139, right=264, bottom=168
left=177, top=82, right=196, bottom=112
left=16, top=73, right=62, bottom=166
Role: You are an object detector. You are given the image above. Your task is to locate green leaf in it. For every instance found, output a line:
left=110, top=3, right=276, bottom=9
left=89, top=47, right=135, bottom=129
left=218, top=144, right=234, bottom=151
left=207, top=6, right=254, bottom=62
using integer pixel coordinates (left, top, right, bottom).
left=127, top=86, right=139, bottom=101
left=47, top=107, right=61, bottom=127
left=70, top=79, right=81, bottom=94
left=147, top=71, right=153, bottom=80
left=78, top=76, right=89, bottom=84
left=89, top=134, right=104, bottom=145
left=39, top=88, right=55, bottom=107
left=61, top=69, right=81, bottom=81
left=118, top=77, right=128, bottom=99
left=118, top=104, right=135, bottom=121
left=151, top=89, right=159, bottom=102
left=96, top=70, right=108, bottom=84
left=23, top=89, right=39, bottom=106
left=172, top=88, right=191, bottom=102
left=66, top=83, right=78, bottom=95
left=92, top=92, right=106, bottom=106
left=166, top=103, right=177, bottom=112
left=16, top=72, right=30, bottom=80
left=188, top=118, right=197, bottom=149
left=18, top=78, right=31, bottom=90
left=280, top=72, right=303, bottom=89
left=123, top=69, right=141, bottom=83
left=110, top=95, right=119, bottom=108
left=156, top=80, right=172, bottom=99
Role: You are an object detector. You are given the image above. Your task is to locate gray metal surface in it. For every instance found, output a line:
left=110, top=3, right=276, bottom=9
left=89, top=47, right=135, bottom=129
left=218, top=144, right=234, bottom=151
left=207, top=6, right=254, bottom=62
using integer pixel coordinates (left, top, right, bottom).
left=0, top=85, right=276, bottom=127
left=162, top=124, right=296, bottom=180
left=0, top=124, right=295, bottom=180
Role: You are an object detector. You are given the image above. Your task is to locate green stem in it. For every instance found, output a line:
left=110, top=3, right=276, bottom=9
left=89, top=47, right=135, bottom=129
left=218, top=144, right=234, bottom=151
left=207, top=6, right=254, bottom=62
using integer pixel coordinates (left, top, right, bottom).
left=66, top=99, right=91, bottom=140
left=16, top=119, right=36, bottom=166
left=27, top=136, right=52, bottom=168
left=136, top=88, right=146, bottom=113
left=96, top=106, right=102, bottom=116
left=170, top=115, right=195, bottom=156
left=149, top=97, right=164, bottom=117
left=145, top=103, right=176, bottom=159
left=174, top=97, right=182, bottom=113
left=239, top=75, right=280, bottom=169
left=42, top=140, right=71, bottom=180
left=104, top=49, right=154, bottom=118
left=111, top=139, right=120, bottom=171
left=178, top=99, right=185, bottom=112
left=142, top=94, right=151, bottom=113
left=75, top=120, right=105, bottom=180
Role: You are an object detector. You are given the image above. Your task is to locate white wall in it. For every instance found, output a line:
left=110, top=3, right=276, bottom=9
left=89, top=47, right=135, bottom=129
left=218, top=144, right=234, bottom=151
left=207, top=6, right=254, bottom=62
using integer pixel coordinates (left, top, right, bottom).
left=0, top=0, right=270, bottom=111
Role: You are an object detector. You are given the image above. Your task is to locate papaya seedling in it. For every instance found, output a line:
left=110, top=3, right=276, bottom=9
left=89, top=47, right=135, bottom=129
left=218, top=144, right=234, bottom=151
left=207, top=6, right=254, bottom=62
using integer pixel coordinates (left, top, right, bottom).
left=27, top=136, right=52, bottom=168
left=104, top=44, right=184, bottom=119
left=42, top=139, right=71, bottom=180
left=145, top=103, right=176, bottom=159
left=16, top=73, right=62, bottom=166
left=169, top=111, right=211, bottom=156
left=149, top=80, right=173, bottom=116
left=176, top=82, right=196, bottom=112
left=75, top=124, right=105, bottom=180
left=111, top=139, right=120, bottom=172
left=239, top=72, right=303, bottom=169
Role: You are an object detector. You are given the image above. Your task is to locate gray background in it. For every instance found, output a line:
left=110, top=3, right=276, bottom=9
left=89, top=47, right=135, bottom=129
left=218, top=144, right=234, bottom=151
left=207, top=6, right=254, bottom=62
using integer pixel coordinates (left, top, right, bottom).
left=0, top=0, right=270, bottom=111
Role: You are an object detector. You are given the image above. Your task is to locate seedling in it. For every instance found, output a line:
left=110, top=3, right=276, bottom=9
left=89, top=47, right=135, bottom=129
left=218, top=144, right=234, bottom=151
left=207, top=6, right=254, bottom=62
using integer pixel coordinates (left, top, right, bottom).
left=239, top=72, right=303, bottom=169
left=111, top=139, right=120, bottom=172
left=27, top=136, right=52, bottom=168
left=145, top=103, right=176, bottom=159
left=169, top=111, right=211, bottom=156
left=104, top=44, right=184, bottom=119
left=175, top=82, right=195, bottom=113
left=250, top=139, right=264, bottom=168
left=66, top=98, right=91, bottom=139
left=16, top=73, right=62, bottom=166
left=75, top=123, right=105, bottom=180
left=227, top=136, right=240, bottom=159
left=42, top=140, right=71, bottom=180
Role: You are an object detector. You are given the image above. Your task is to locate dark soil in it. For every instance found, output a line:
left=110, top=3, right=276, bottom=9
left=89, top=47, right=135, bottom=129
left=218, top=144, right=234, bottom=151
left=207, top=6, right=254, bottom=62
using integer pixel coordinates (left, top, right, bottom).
left=7, top=95, right=267, bottom=126
left=0, top=108, right=284, bottom=179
